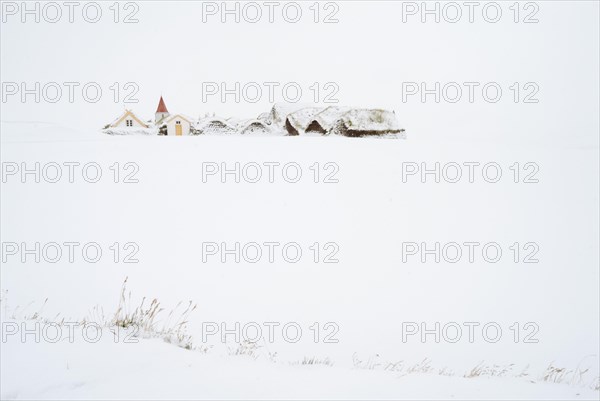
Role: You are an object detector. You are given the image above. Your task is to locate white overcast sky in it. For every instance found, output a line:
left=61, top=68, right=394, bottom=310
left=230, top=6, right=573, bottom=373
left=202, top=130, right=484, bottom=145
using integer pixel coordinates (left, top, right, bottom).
left=1, top=1, right=598, bottom=146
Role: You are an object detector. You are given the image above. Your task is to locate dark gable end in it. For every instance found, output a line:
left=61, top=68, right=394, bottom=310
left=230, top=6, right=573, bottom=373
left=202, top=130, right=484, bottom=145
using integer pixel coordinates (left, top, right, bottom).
left=285, top=118, right=300, bottom=136
left=305, top=120, right=327, bottom=134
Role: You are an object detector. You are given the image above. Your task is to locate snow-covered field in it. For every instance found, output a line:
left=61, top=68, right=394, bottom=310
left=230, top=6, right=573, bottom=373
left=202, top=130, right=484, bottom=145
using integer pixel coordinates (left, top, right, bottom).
left=1, top=121, right=598, bottom=399
left=2, top=1, right=599, bottom=399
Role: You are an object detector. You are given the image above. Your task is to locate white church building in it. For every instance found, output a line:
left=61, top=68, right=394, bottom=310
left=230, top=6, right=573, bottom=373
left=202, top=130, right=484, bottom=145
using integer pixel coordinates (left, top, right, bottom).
left=155, top=96, right=193, bottom=136
left=107, top=96, right=193, bottom=136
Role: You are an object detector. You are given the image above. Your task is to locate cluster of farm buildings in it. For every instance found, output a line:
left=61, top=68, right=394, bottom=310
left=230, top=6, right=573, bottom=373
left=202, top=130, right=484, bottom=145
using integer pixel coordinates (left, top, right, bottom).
left=104, top=96, right=405, bottom=138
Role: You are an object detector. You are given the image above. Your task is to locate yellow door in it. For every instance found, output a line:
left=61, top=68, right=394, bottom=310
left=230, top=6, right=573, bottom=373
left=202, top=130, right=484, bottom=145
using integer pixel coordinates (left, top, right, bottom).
left=175, top=124, right=182, bottom=136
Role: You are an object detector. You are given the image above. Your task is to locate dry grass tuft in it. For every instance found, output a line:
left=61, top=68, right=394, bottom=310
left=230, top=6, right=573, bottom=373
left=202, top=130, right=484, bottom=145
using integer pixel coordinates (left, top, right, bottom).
left=464, top=362, right=514, bottom=378
left=228, top=340, right=261, bottom=359
left=541, top=361, right=593, bottom=387
left=291, top=356, right=333, bottom=367
left=105, top=277, right=198, bottom=350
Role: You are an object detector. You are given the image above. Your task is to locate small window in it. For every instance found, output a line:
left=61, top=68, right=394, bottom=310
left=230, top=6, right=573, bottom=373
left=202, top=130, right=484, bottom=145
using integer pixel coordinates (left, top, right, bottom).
left=176, top=121, right=181, bottom=125
left=126, top=119, right=133, bottom=127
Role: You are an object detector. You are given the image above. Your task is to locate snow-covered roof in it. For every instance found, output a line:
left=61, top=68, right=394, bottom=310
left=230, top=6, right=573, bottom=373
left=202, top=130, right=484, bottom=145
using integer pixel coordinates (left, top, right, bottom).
left=198, top=116, right=232, bottom=126
left=197, top=116, right=236, bottom=134
left=109, top=110, right=149, bottom=128
left=165, top=114, right=194, bottom=124
left=225, top=117, right=250, bottom=128
left=286, top=107, right=325, bottom=132
left=311, top=106, right=352, bottom=131
left=269, top=102, right=314, bottom=128
left=256, top=112, right=271, bottom=123
left=337, top=109, right=403, bottom=133
left=238, top=119, right=272, bottom=135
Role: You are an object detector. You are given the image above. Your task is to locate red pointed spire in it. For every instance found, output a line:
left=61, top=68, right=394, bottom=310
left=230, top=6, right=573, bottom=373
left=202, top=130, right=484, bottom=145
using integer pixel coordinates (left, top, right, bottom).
left=156, top=96, right=168, bottom=113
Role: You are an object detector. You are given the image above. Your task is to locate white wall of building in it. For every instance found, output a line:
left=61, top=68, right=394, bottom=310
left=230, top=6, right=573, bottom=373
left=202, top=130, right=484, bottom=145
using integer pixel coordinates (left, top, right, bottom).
left=166, top=117, right=192, bottom=136
left=113, top=113, right=146, bottom=128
